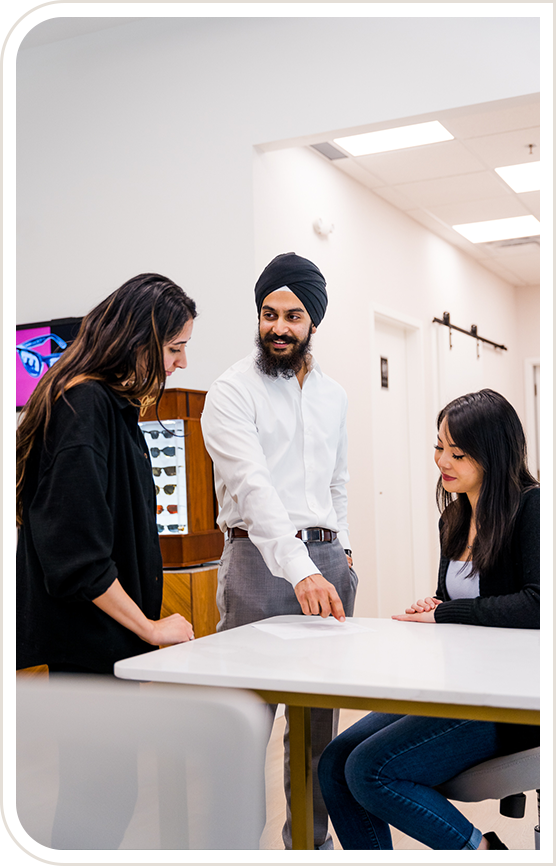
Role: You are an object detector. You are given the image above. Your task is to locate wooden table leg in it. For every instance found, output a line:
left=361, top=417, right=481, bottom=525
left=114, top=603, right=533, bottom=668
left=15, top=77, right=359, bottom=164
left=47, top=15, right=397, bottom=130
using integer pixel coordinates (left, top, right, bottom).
left=288, top=705, right=314, bottom=849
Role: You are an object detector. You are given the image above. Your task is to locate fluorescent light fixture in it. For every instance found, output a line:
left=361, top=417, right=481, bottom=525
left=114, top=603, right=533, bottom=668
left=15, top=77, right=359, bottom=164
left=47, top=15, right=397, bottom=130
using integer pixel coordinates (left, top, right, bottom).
left=452, top=215, right=540, bottom=243
left=333, top=121, right=453, bottom=156
left=495, top=162, right=540, bottom=193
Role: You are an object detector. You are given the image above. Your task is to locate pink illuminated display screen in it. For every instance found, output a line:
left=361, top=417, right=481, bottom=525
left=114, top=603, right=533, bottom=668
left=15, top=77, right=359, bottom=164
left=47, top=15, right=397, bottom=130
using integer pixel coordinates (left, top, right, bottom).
left=16, top=318, right=82, bottom=410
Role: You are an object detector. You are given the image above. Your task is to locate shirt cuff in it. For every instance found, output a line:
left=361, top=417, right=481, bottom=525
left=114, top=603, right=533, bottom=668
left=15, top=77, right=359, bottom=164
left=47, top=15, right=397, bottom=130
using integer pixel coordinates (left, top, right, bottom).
left=286, top=553, right=321, bottom=588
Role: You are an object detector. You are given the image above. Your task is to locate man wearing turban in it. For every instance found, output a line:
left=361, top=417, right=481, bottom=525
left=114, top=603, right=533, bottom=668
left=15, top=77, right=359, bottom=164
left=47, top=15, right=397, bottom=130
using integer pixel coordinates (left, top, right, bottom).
left=202, top=253, right=358, bottom=849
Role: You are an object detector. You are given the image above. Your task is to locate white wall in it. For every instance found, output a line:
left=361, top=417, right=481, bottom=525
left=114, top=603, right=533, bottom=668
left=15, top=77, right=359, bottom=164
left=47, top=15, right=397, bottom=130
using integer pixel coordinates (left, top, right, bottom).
left=515, top=284, right=541, bottom=363
left=16, top=15, right=540, bottom=390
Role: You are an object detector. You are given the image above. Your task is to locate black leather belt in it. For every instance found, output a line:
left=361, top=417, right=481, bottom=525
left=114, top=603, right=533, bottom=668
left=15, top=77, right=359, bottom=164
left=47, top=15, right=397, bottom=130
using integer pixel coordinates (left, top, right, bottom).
left=228, top=527, right=337, bottom=542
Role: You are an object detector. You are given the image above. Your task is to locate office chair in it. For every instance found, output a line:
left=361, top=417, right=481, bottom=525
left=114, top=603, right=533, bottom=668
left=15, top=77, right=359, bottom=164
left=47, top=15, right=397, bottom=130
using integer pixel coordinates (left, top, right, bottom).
left=435, top=746, right=540, bottom=850
left=16, top=676, right=270, bottom=850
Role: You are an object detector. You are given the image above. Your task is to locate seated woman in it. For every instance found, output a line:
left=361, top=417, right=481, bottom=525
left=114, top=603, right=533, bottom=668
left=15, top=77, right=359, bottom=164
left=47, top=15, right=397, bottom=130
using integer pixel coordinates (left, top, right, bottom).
left=318, top=389, right=539, bottom=851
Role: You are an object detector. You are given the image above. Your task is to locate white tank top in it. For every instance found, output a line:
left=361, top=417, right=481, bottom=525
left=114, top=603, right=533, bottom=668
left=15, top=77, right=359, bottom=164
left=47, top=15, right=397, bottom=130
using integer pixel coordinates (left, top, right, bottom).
left=445, top=560, right=480, bottom=600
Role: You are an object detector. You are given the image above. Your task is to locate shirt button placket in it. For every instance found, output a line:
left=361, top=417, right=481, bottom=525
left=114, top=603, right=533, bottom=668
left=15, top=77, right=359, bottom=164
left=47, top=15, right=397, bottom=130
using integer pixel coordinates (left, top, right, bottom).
left=302, top=390, right=316, bottom=513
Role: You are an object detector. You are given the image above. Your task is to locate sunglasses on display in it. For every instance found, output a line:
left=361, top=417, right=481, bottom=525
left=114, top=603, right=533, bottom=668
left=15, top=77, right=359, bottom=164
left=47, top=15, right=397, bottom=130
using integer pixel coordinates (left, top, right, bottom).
left=150, top=446, right=176, bottom=458
left=16, top=333, right=68, bottom=378
left=157, top=504, right=178, bottom=515
left=145, top=429, right=174, bottom=439
left=157, top=524, right=183, bottom=533
left=152, top=465, right=177, bottom=477
left=155, top=484, right=177, bottom=496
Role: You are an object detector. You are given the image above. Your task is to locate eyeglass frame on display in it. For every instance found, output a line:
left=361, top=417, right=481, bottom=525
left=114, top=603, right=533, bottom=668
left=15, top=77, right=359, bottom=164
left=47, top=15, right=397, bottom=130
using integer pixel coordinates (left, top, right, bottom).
left=150, top=446, right=176, bottom=458
left=152, top=465, right=177, bottom=477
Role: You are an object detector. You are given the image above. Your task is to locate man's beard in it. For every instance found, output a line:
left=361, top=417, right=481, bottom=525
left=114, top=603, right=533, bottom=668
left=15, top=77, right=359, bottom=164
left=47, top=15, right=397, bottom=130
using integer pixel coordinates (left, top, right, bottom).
left=255, top=328, right=312, bottom=379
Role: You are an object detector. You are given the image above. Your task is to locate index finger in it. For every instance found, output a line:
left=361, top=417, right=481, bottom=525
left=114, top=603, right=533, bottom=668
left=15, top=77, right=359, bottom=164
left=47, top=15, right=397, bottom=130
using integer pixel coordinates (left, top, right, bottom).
left=330, top=594, right=346, bottom=622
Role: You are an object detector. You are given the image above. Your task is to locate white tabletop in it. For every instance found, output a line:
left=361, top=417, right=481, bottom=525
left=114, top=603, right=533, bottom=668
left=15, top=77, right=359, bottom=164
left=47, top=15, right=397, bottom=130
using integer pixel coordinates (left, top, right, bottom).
left=115, top=615, right=539, bottom=713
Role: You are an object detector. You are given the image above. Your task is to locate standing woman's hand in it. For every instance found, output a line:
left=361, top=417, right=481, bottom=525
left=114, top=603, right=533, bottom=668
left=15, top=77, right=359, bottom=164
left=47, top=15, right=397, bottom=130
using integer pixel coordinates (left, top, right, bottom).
left=147, top=613, right=195, bottom=646
left=92, top=579, right=195, bottom=646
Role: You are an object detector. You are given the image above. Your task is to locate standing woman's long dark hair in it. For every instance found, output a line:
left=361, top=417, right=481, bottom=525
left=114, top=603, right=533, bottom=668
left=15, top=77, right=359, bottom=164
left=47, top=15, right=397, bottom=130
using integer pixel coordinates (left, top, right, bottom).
left=437, top=389, right=538, bottom=575
left=16, top=273, right=197, bottom=524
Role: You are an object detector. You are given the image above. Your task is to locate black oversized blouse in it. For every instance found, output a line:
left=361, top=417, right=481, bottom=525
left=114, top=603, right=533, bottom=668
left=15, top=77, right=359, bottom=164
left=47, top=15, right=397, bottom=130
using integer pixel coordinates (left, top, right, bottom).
left=17, top=381, right=163, bottom=673
left=434, top=487, right=540, bottom=629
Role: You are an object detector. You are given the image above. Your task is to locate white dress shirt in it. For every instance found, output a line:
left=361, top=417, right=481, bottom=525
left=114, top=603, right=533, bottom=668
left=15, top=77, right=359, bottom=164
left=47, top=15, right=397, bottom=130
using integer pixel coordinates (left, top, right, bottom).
left=201, top=351, right=351, bottom=587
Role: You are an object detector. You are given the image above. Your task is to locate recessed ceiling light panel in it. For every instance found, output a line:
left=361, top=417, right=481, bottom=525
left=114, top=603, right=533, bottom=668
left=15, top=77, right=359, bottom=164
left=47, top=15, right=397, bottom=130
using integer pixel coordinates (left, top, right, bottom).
left=494, top=162, right=540, bottom=193
left=452, top=215, right=541, bottom=244
left=333, top=121, right=454, bottom=156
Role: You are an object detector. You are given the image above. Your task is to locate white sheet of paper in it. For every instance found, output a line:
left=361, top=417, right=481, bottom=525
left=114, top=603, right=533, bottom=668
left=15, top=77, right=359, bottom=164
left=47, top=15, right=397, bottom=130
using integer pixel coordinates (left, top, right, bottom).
left=252, top=619, right=373, bottom=640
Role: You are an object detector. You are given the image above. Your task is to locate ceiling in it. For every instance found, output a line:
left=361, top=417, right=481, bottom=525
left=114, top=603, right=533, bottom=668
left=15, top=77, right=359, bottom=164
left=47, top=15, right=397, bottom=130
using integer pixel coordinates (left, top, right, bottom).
left=19, top=20, right=540, bottom=287
left=307, top=96, right=540, bottom=287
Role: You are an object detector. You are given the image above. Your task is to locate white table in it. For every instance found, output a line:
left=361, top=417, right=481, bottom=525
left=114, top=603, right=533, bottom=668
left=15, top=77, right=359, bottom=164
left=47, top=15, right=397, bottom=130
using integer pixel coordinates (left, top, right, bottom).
left=115, top=615, right=539, bottom=849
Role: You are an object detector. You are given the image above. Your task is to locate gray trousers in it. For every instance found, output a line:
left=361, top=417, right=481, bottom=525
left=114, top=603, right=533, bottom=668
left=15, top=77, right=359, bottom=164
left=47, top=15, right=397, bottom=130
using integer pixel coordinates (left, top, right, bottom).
left=216, top=536, right=358, bottom=849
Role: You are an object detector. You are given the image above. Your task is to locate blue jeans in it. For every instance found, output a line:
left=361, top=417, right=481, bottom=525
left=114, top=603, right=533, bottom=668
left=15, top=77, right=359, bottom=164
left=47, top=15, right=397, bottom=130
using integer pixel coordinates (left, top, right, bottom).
left=318, top=712, right=506, bottom=850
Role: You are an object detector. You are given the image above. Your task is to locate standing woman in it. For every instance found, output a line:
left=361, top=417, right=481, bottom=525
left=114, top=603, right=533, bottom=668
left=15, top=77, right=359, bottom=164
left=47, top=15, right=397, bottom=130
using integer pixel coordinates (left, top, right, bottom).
left=17, top=273, right=196, bottom=676
left=319, top=389, right=539, bottom=851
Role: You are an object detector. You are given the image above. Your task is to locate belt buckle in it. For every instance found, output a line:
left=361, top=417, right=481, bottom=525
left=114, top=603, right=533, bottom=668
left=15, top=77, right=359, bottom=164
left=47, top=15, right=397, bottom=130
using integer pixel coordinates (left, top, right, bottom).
left=300, top=528, right=322, bottom=542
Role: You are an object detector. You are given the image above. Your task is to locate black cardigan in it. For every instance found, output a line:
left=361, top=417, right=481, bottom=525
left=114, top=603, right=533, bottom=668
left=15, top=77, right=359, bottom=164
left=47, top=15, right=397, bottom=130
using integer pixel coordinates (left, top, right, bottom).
left=434, top=486, right=540, bottom=754
left=434, top=487, right=540, bottom=629
left=17, top=381, right=163, bottom=673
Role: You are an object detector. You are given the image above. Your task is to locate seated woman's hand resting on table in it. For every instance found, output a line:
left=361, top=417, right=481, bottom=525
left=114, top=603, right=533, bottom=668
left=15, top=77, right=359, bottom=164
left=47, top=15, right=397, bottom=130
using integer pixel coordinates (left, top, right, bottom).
left=392, top=597, right=442, bottom=622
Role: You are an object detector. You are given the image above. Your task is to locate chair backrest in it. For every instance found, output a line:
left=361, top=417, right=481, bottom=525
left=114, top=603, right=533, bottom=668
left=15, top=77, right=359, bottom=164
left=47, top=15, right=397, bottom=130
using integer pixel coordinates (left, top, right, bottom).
left=16, top=676, right=270, bottom=850
left=435, top=747, right=540, bottom=803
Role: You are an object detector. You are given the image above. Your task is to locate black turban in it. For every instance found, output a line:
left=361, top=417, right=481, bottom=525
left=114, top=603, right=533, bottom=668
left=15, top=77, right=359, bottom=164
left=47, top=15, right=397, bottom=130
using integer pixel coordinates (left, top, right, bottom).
left=254, top=252, right=328, bottom=327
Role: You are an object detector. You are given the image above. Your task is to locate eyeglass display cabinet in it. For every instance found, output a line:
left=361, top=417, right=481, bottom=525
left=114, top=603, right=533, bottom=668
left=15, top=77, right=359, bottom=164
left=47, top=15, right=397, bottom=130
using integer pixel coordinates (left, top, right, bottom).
left=140, top=388, right=224, bottom=569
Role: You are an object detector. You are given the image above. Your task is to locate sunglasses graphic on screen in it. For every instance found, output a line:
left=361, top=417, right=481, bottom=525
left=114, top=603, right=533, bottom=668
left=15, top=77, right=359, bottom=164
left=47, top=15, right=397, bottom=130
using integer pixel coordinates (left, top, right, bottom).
left=150, top=446, right=175, bottom=458
left=155, top=484, right=177, bottom=496
left=152, top=466, right=177, bottom=477
left=16, top=333, right=68, bottom=378
left=144, top=429, right=174, bottom=439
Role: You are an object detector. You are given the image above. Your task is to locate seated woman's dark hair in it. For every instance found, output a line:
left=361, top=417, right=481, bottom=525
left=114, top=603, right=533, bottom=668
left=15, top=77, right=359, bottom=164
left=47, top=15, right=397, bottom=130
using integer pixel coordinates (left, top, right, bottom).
left=17, top=273, right=197, bottom=523
left=437, top=389, right=538, bottom=575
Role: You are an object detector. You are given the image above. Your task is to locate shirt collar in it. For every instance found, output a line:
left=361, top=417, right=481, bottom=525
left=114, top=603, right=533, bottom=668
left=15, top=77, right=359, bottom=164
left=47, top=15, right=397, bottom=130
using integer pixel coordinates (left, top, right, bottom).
left=102, top=383, right=142, bottom=415
left=305, top=353, right=316, bottom=375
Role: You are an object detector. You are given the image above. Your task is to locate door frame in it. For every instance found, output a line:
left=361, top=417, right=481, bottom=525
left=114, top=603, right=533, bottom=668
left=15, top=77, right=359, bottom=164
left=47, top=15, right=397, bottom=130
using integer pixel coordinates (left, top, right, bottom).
left=524, top=357, right=540, bottom=481
left=370, top=304, right=432, bottom=612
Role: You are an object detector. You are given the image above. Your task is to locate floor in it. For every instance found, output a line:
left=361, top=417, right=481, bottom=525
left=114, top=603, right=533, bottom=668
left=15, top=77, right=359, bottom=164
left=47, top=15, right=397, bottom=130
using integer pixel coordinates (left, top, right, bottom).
left=260, top=709, right=538, bottom=851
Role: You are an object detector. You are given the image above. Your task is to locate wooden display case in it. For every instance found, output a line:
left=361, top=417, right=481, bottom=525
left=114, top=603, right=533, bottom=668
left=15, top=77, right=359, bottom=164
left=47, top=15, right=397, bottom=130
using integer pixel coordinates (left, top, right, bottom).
left=161, top=566, right=220, bottom=638
left=141, top=388, right=224, bottom=568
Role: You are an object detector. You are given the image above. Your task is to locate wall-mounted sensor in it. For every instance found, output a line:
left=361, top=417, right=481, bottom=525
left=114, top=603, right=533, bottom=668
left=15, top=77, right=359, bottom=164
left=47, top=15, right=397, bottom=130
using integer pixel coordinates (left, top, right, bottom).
left=313, top=218, right=334, bottom=237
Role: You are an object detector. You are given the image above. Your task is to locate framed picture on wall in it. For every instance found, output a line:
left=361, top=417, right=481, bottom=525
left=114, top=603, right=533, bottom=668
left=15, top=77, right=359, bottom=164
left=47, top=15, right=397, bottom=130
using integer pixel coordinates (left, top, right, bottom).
left=16, top=317, right=82, bottom=411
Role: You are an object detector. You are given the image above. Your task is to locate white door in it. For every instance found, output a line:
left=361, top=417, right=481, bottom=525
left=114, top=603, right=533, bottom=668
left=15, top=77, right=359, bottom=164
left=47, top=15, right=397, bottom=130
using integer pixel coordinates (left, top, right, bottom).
left=373, top=319, right=414, bottom=617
